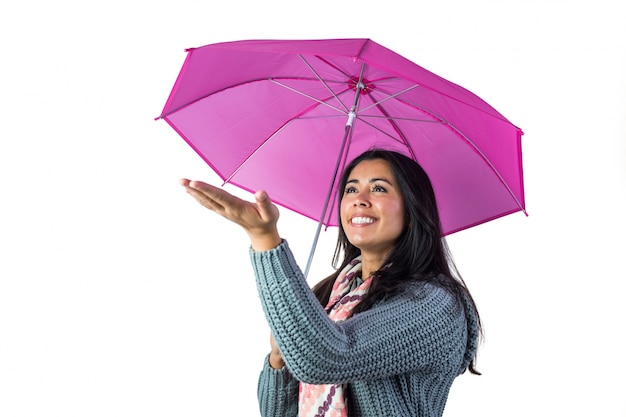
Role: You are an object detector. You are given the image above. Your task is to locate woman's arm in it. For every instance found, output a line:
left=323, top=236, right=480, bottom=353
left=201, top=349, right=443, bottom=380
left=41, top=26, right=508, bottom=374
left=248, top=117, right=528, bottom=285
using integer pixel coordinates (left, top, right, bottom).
left=251, top=241, right=469, bottom=384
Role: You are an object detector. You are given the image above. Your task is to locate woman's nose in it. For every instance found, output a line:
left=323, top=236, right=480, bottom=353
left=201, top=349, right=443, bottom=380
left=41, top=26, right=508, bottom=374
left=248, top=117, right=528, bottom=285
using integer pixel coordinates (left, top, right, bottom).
left=353, top=194, right=371, bottom=207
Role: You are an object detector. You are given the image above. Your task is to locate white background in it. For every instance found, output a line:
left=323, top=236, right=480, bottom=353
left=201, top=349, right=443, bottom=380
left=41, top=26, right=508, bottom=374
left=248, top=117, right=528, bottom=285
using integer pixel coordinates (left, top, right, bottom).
left=1, top=1, right=625, bottom=416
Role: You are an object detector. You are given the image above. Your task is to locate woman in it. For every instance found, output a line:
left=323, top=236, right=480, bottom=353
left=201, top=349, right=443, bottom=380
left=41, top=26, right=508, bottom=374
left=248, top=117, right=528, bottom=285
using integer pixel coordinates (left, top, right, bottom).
left=180, top=149, right=481, bottom=417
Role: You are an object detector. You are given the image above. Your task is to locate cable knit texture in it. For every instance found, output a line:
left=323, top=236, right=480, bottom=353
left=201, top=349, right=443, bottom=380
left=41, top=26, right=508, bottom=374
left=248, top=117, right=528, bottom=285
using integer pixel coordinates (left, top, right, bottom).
left=253, top=241, right=478, bottom=417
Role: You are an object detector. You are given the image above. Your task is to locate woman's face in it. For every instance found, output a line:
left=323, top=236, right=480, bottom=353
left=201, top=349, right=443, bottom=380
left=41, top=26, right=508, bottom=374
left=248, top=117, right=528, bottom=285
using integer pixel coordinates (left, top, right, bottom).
left=340, top=159, right=406, bottom=259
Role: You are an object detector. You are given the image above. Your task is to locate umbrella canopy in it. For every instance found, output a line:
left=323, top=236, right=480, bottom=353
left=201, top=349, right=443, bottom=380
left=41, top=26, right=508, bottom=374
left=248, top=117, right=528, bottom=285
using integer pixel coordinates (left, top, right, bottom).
left=158, top=38, right=525, bottom=236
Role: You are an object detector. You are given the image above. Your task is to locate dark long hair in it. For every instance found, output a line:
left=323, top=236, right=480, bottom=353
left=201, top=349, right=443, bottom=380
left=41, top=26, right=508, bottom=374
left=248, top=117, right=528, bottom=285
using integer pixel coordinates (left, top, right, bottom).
left=312, top=149, right=482, bottom=374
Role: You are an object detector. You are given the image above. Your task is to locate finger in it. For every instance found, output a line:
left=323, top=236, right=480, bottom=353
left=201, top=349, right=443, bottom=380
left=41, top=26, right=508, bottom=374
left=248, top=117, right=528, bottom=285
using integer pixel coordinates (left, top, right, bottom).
left=185, top=186, right=224, bottom=212
left=188, top=180, right=217, bottom=193
left=191, top=181, right=245, bottom=207
left=184, top=181, right=231, bottom=210
left=184, top=181, right=258, bottom=227
left=255, top=190, right=275, bottom=220
left=180, top=179, right=216, bottom=207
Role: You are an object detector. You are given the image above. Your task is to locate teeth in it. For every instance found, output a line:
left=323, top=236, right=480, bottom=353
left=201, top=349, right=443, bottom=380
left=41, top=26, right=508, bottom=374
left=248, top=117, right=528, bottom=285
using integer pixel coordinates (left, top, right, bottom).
left=351, top=217, right=375, bottom=224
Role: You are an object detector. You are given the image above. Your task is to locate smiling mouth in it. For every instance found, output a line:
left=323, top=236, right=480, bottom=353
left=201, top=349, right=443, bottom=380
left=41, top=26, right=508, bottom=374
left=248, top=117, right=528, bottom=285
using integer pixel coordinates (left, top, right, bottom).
left=351, top=216, right=376, bottom=225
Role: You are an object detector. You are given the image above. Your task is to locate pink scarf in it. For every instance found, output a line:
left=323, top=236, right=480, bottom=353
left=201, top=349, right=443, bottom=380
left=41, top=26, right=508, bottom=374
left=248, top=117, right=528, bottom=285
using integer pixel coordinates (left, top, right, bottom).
left=298, top=256, right=372, bottom=417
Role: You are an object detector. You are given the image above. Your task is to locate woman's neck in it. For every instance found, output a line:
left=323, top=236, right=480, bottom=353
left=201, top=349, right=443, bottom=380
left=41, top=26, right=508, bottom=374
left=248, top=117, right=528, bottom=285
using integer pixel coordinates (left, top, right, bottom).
left=360, top=253, right=387, bottom=280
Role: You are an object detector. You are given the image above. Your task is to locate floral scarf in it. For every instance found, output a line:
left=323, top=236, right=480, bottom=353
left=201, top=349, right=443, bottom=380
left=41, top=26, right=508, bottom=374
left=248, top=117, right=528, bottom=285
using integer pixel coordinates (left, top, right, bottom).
left=298, top=256, right=372, bottom=417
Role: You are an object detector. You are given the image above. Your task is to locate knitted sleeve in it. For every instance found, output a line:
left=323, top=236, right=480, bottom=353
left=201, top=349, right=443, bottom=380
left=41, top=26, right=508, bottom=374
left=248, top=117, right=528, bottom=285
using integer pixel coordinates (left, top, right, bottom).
left=250, top=241, right=470, bottom=385
left=257, top=355, right=299, bottom=417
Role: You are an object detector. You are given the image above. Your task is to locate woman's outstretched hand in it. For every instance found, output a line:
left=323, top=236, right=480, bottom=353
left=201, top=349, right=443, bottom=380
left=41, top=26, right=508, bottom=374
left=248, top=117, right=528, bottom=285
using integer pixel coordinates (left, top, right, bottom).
left=180, top=179, right=282, bottom=251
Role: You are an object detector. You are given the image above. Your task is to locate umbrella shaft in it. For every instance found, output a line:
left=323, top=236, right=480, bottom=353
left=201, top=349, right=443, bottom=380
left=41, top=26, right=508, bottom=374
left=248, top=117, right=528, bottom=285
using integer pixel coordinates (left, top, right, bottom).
left=306, top=71, right=366, bottom=277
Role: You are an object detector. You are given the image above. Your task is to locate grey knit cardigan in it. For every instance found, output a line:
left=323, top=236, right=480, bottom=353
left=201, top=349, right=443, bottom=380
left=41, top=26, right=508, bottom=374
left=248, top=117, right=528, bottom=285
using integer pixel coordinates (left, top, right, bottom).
left=251, top=241, right=478, bottom=417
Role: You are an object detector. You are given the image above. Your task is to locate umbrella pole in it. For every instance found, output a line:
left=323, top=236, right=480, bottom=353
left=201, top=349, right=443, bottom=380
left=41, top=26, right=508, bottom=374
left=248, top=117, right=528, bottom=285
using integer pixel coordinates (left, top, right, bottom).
left=304, top=75, right=365, bottom=278
left=303, top=123, right=352, bottom=278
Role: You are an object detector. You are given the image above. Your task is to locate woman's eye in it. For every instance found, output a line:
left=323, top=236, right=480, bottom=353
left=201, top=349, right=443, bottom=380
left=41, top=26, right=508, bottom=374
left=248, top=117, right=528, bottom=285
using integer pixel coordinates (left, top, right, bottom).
left=372, top=185, right=386, bottom=192
left=344, top=186, right=357, bottom=194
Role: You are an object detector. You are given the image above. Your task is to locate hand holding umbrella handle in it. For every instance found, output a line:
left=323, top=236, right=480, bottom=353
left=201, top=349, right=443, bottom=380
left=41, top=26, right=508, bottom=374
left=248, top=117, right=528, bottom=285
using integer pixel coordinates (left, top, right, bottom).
left=180, top=179, right=282, bottom=251
left=268, top=332, right=285, bottom=369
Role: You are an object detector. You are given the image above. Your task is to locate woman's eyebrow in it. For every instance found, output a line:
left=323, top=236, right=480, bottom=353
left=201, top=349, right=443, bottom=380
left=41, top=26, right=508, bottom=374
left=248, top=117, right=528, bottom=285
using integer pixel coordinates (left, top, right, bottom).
left=346, top=177, right=393, bottom=184
left=369, top=177, right=392, bottom=184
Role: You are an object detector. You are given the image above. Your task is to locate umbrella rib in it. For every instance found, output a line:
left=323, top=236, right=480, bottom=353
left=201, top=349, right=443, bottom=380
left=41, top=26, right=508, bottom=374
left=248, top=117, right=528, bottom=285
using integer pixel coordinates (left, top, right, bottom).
left=354, top=115, right=417, bottom=148
left=221, top=85, right=352, bottom=187
left=358, top=84, right=421, bottom=113
left=357, top=115, right=442, bottom=123
left=160, top=75, right=345, bottom=118
left=357, top=118, right=526, bottom=216
left=225, top=67, right=366, bottom=188
left=269, top=79, right=348, bottom=115
left=355, top=87, right=421, bottom=161
left=221, top=120, right=296, bottom=185
left=358, top=84, right=441, bottom=162
left=391, top=98, right=526, bottom=214
left=298, top=54, right=351, bottom=113
left=446, top=123, right=527, bottom=214
left=359, top=90, right=526, bottom=215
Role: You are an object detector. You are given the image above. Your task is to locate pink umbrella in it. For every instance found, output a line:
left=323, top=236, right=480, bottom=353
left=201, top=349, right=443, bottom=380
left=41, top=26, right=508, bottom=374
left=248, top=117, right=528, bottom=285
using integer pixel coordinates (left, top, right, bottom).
left=158, top=38, right=525, bottom=272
